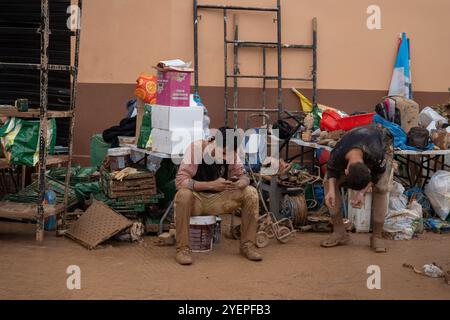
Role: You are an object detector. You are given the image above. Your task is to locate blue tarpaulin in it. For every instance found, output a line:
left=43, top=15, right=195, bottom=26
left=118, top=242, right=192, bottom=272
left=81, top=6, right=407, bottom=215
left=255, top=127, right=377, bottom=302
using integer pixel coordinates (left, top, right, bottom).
left=374, top=114, right=434, bottom=151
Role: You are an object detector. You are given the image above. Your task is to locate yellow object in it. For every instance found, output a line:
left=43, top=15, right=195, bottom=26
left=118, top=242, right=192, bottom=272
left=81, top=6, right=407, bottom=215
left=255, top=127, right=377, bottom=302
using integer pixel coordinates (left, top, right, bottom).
left=291, top=88, right=313, bottom=113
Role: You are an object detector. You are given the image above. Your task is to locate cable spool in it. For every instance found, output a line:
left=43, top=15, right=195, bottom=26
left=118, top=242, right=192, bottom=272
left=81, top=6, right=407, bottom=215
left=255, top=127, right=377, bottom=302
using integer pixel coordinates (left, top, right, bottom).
left=281, top=194, right=308, bottom=227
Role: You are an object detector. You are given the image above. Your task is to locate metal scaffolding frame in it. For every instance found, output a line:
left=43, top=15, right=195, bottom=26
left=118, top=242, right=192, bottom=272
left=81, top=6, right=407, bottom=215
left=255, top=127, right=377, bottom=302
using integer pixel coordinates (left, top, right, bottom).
left=193, top=0, right=317, bottom=128
left=0, top=0, right=83, bottom=241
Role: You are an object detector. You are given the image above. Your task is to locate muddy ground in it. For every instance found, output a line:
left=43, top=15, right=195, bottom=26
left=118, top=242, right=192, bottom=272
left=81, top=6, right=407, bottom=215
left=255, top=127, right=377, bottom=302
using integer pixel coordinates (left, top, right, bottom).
left=0, top=221, right=449, bottom=300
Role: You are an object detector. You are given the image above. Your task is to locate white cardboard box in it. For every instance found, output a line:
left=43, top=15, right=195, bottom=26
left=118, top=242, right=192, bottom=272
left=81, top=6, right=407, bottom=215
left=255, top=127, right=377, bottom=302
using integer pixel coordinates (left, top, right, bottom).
left=151, top=128, right=203, bottom=155
left=151, top=104, right=204, bottom=130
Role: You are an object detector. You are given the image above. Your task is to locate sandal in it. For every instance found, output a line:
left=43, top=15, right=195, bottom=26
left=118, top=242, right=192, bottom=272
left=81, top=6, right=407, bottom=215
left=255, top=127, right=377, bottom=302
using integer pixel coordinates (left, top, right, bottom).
left=320, top=232, right=351, bottom=248
left=370, top=236, right=387, bottom=253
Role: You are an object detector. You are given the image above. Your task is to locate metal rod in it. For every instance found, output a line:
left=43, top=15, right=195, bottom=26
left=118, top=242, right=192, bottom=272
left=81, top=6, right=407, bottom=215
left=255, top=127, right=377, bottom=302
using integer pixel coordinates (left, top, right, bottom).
left=197, top=4, right=278, bottom=12
left=226, top=74, right=312, bottom=81
left=61, top=0, right=83, bottom=235
left=312, top=17, right=318, bottom=109
left=276, top=0, right=282, bottom=119
left=227, top=108, right=280, bottom=113
left=193, top=0, right=199, bottom=95
left=262, top=47, right=267, bottom=120
left=227, top=40, right=313, bottom=49
left=223, top=9, right=228, bottom=127
left=36, top=0, right=50, bottom=242
left=232, top=15, right=239, bottom=129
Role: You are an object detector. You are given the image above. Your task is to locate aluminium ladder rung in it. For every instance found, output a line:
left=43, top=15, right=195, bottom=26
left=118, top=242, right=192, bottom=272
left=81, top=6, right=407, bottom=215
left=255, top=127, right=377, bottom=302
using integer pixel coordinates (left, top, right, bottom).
left=227, top=40, right=313, bottom=49
left=226, top=74, right=313, bottom=81
left=227, top=108, right=280, bottom=113
left=197, top=4, right=278, bottom=12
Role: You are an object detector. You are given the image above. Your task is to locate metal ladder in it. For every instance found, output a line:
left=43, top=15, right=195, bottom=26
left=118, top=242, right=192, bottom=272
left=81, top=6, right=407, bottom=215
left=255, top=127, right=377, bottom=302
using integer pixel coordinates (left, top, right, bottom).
left=193, top=0, right=317, bottom=128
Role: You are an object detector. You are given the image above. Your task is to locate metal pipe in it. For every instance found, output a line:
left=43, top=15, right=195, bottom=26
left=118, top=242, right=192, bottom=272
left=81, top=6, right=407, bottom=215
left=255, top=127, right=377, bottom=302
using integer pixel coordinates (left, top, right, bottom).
left=36, top=0, right=50, bottom=242
left=223, top=9, right=228, bottom=127
left=276, top=0, right=282, bottom=120
left=232, top=15, right=239, bottom=129
left=193, top=0, right=199, bottom=95
left=227, top=108, right=279, bottom=113
left=197, top=4, right=278, bottom=12
left=312, top=18, right=318, bottom=109
left=227, top=74, right=312, bottom=81
left=262, top=47, right=267, bottom=120
left=61, top=0, right=83, bottom=235
left=229, top=41, right=313, bottom=49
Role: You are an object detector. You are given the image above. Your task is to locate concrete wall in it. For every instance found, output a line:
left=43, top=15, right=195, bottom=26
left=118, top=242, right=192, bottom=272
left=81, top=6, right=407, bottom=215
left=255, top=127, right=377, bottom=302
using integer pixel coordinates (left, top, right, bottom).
left=73, top=0, right=450, bottom=164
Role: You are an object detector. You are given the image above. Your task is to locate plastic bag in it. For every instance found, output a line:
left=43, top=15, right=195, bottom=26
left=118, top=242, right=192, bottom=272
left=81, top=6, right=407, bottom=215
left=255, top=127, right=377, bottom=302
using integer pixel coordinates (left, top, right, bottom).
left=137, top=104, right=152, bottom=149
left=425, top=171, right=450, bottom=220
left=134, top=74, right=157, bottom=104
left=389, top=181, right=408, bottom=211
left=0, top=117, right=56, bottom=166
left=384, top=200, right=422, bottom=240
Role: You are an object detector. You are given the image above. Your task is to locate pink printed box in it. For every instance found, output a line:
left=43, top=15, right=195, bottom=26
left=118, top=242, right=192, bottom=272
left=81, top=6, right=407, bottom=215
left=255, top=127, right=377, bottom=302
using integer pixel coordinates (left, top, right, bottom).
left=155, top=60, right=193, bottom=107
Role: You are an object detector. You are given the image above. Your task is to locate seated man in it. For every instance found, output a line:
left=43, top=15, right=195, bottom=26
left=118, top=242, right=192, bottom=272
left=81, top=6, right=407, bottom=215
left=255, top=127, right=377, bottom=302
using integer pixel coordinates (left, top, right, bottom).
left=174, top=127, right=262, bottom=265
left=321, top=124, right=394, bottom=253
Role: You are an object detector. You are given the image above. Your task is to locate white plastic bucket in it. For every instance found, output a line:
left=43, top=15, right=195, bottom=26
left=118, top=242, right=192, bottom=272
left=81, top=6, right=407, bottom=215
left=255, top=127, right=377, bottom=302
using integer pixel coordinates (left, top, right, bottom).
left=348, top=190, right=372, bottom=233
left=189, top=216, right=216, bottom=252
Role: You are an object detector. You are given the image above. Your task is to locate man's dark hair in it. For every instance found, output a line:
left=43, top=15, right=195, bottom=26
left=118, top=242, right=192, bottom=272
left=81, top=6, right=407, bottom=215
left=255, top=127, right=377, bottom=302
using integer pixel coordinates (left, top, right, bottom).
left=215, top=126, right=239, bottom=151
left=347, top=162, right=371, bottom=190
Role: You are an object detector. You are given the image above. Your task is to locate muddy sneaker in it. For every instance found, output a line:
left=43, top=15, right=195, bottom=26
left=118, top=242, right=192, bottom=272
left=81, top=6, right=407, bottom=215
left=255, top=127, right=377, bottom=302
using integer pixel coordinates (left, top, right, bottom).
left=240, top=242, right=263, bottom=261
left=175, top=247, right=193, bottom=265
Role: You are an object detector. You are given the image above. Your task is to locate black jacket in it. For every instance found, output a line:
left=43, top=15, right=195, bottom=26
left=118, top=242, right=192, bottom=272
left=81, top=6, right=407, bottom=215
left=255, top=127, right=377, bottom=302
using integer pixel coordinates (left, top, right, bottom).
left=326, top=124, right=392, bottom=184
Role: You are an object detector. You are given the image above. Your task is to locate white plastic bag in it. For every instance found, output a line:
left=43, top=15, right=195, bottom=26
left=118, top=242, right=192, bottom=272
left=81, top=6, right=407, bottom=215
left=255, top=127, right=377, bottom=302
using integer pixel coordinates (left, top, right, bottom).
left=389, top=181, right=408, bottom=211
left=384, top=201, right=422, bottom=240
left=425, top=171, right=450, bottom=220
left=419, top=107, right=448, bottom=128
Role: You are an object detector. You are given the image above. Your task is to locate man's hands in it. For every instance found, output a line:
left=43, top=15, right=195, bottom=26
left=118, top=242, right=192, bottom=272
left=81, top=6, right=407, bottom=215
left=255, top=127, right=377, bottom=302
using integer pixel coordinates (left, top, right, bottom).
left=350, top=182, right=373, bottom=209
left=207, top=177, right=246, bottom=192
left=350, top=191, right=365, bottom=209
left=325, top=189, right=336, bottom=208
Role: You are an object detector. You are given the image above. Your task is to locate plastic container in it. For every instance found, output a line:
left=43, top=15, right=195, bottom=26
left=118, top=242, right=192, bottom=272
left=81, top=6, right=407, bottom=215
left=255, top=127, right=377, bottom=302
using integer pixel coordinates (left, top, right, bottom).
left=189, top=216, right=216, bottom=252
left=320, top=110, right=342, bottom=132
left=107, top=147, right=131, bottom=171
left=348, top=190, right=372, bottom=233
left=338, top=113, right=375, bottom=131
left=44, top=190, right=57, bottom=231
left=320, top=111, right=375, bottom=132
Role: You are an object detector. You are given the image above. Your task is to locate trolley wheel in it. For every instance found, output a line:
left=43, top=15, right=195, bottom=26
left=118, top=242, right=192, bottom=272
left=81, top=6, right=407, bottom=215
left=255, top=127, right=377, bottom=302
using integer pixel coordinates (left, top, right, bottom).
left=264, top=225, right=275, bottom=239
left=276, top=226, right=292, bottom=244
left=231, top=225, right=241, bottom=240
left=255, top=231, right=270, bottom=248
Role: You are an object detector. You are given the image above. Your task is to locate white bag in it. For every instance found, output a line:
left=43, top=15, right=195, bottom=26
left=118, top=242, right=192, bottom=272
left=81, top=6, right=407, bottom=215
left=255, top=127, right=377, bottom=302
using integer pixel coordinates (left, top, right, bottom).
left=384, top=201, right=422, bottom=240
left=419, top=107, right=448, bottom=128
left=389, top=181, right=408, bottom=211
left=425, top=171, right=450, bottom=220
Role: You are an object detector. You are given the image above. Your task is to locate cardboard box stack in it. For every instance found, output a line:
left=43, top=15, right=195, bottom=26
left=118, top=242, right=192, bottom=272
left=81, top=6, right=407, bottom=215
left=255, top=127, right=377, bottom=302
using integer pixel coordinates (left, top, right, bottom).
left=151, top=60, right=205, bottom=155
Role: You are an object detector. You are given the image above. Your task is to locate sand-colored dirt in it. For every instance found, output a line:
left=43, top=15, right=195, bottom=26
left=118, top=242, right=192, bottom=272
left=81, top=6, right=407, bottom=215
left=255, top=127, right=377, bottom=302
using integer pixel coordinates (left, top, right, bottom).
left=0, top=221, right=449, bottom=300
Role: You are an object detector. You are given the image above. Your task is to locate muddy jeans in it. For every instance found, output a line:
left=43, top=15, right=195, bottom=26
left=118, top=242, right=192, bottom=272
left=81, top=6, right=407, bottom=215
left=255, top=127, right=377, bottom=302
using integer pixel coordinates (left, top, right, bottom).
left=174, top=186, right=259, bottom=250
left=324, top=149, right=394, bottom=236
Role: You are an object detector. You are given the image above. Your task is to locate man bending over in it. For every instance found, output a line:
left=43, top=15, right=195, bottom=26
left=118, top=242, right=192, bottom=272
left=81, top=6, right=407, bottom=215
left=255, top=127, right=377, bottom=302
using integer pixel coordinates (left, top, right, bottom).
left=322, top=124, right=394, bottom=253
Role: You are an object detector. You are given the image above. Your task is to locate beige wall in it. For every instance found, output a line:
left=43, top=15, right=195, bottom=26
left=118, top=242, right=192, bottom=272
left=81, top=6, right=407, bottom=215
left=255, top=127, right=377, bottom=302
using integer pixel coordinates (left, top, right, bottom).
left=78, top=0, right=450, bottom=92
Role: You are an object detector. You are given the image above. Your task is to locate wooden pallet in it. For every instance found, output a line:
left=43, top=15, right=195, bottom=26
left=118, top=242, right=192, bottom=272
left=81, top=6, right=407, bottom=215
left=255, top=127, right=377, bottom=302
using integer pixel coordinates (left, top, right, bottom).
left=100, top=169, right=157, bottom=199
